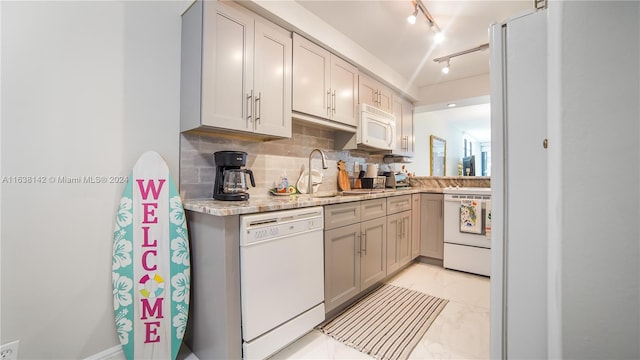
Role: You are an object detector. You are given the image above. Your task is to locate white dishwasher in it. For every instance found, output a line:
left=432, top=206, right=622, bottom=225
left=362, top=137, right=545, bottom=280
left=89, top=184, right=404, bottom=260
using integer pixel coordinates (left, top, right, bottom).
left=240, top=206, right=325, bottom=359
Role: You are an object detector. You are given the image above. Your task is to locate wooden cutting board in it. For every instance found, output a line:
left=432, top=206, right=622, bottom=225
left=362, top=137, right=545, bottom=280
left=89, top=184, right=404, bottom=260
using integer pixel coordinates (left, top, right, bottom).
left=337, top=160, right=351, bottom=191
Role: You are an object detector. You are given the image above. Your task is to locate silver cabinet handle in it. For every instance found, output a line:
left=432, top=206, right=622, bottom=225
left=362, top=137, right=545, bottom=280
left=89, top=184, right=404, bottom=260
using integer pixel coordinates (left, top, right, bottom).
left=327, top=90, right=332, bottom=116
left=255, top=91, right=261, bottom=124
left=332, top=90, right=336, bottom=114
left=246, top=90, right=253, bottom=122
left=361, top=232, right=367, bottom=255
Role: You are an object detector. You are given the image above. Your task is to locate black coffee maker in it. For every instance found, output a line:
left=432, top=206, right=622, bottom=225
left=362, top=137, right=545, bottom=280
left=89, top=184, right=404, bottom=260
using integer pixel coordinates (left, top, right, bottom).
left=213, top=151, right=256, bottom=201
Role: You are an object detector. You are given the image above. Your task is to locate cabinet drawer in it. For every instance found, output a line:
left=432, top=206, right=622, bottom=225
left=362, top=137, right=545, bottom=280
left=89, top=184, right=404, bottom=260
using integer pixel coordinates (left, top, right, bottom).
left=361, top=198, right=387, bottom=221
left=387, top=195, right=412, bottom=215
left=325, top=202, right=361, bottom=230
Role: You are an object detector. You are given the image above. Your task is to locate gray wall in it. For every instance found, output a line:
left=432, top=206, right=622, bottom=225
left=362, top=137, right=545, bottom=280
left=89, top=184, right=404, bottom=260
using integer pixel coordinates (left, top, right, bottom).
left=1, top=1, right=188, bottom=357
left=548, top=1, right=640, bottom=357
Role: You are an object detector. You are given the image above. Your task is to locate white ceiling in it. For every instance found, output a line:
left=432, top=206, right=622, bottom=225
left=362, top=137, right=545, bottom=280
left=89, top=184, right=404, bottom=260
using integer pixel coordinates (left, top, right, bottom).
left=295, top=0, right=531, bottom=90
left=295, top=0, right=531, bottom=142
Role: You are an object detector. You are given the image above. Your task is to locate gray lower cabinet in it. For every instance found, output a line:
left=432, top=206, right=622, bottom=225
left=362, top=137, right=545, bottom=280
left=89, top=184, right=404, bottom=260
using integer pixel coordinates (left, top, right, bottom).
left=386, top=195, right=413, bottom=274
left=324, top=223, right=361, bottom=311
left=411, top=194, right=421, bottom=259
left=324, top=199, right=386, bottom=313
left=386, top=210, right=412, bottom=274
left=420, top=193, right=444, bottom=260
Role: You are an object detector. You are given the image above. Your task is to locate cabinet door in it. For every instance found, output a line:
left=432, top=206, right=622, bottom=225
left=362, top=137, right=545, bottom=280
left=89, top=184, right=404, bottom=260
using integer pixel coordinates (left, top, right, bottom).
left=401, top=101, right=414, bottom=155
left=392, top=97, right=415, bottom=156
left=398, top=211, right=412, bottom=267
left=387, top=211, right=412, bottom=273
left=330, top=56, right=359, bottom=126
left=358, top=74, right=379, bottom=108
left=253, top=20, right=291, bottom=137
left=386, top=212, right=402, bottom=274
left=324, top=223, right=361, bottom=312
left=325, top=202, right=361, bottom=230
left=292, top=34, right=330, bottom=119
left=387, top=195, right=412, bottom=215
left=201, top=1, right=253, bottom=131
left=411, top=194, right=421, bottom=259
left=420, top=194, right=444, bottom=260
left=360, top=198, right=386, bottom=221
left=377, top=86, right=393, bottom=113
left=360, top=217, right=386, bottom=290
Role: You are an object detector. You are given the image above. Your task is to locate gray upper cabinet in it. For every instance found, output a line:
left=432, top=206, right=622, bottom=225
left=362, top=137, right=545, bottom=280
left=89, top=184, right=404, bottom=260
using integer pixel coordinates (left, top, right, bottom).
left=292, top=34, right=359, bottom=127
left=359, top=74, right=393, bottom=113
left=181, top=1, right=291, bottom=138
left=392, top=96, right=415, bottom=156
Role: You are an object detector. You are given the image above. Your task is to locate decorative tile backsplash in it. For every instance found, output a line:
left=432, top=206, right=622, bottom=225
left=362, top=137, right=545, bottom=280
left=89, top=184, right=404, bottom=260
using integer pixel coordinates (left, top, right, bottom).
left=179, top=122, right=387, bottom=199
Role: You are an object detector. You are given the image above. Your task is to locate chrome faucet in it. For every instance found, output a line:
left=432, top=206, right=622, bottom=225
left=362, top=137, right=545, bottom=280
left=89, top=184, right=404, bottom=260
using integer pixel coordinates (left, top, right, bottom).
left=308, top=149, right=328, bottom=195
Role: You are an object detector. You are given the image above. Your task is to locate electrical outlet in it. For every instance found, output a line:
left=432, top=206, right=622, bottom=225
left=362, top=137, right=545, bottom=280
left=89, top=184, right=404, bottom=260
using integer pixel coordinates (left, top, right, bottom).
left=0, top=340, right=19, bottom=360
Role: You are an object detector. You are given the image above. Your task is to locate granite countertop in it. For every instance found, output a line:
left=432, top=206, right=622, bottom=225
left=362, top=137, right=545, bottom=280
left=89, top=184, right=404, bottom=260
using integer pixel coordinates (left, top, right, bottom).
left=184, top=187, right=444, bottom=216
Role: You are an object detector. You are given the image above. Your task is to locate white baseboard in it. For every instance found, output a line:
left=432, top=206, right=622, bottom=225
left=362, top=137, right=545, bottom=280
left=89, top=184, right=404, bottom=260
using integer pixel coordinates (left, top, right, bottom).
left=85, top=345, right=198, bottom=360
left=83, top=345, right=125, bottom=360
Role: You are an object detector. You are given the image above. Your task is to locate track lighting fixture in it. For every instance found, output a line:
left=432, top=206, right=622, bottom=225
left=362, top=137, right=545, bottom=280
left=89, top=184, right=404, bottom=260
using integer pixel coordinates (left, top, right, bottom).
left=407, top=4, right=418, bottom=24
left=407, top=0, right=443, bottom=43
left=433, top=43, right=490, bottom=75
left=441, top=59, right=450, bottom=74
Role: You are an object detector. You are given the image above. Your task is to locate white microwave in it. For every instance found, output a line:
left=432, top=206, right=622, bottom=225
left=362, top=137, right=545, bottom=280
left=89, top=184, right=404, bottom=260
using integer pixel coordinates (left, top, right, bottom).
left=356, top=104, right=396, bottom=151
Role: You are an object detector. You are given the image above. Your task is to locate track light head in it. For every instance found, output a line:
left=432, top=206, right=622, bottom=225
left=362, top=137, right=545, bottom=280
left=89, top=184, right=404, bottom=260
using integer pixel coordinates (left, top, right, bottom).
left=441, top=60, right=450, bottom=74
left=407, top=13, right=417, bottom=24
left=407, top=5, right=418, bottom=24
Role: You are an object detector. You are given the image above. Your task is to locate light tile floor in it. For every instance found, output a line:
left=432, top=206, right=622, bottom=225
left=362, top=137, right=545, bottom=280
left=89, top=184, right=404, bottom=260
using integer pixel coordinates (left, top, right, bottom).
left=270, top=262, right=491, bottom=360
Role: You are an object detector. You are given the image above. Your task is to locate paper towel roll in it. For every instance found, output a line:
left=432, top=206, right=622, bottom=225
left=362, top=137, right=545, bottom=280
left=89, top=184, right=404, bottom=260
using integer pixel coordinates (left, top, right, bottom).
left=366, top=164, right=378, bottom=178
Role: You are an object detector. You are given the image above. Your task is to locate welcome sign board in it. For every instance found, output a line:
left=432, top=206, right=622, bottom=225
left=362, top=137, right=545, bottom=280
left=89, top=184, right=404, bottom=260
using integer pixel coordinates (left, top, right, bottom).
left=112, top=151, right=190, bottom=359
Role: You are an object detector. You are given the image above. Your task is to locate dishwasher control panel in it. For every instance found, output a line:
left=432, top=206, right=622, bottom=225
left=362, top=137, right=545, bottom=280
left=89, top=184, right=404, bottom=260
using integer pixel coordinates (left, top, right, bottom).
left=240, top=207, right=324, bottom=246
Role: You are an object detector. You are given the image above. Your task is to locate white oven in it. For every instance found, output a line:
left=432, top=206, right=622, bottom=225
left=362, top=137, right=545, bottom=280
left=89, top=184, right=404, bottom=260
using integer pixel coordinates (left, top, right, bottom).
left=443, top=187, right=491, bottom=276
left=356, top=104, right=396, bottom=151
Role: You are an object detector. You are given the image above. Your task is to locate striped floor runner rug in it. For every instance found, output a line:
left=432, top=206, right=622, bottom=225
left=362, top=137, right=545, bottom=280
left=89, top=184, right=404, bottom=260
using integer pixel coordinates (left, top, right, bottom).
left=318, top=284, right=448, bottom=360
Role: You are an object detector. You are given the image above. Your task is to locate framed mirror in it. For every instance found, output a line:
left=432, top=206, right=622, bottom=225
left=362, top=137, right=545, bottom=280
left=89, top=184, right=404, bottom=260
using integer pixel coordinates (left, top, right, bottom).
left=430, top=135, right=446, bottom=176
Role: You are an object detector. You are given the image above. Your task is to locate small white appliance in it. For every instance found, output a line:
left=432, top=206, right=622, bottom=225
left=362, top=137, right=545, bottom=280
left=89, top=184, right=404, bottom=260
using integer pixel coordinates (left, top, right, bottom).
left=356, top=104, right=396, bottom=151
left=239, top=207, right=325, bottom=359
left=443, top=187, right=491, bottom=276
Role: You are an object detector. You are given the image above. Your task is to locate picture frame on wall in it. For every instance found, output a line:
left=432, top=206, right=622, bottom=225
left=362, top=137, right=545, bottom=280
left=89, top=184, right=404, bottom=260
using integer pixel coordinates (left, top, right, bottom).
left=430, top=135, right=446, bottom=176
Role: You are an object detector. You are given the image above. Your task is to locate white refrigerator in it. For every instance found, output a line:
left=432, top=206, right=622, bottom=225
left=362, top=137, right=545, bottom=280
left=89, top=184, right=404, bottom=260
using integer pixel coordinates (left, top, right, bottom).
left=489, top=9, right=548, bottom=359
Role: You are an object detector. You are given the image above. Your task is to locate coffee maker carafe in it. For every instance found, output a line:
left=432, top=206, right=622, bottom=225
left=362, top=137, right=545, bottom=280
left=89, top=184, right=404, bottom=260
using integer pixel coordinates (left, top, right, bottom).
left=213, top=151, right=255, bottom=201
